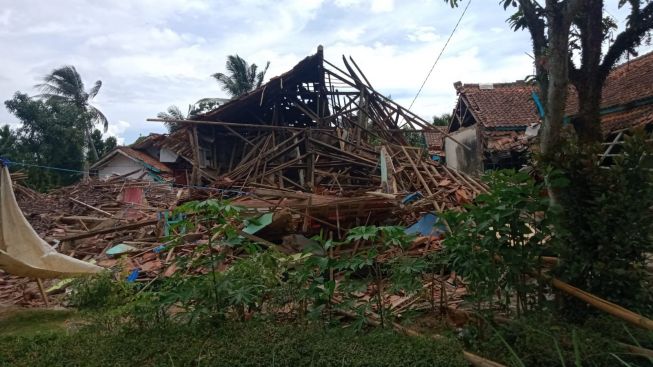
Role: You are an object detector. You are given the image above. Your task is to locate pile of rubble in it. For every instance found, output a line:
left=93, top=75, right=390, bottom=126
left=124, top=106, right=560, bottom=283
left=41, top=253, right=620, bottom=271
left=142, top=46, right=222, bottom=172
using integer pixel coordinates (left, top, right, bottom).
left=1, top=48, right=483, bottom=312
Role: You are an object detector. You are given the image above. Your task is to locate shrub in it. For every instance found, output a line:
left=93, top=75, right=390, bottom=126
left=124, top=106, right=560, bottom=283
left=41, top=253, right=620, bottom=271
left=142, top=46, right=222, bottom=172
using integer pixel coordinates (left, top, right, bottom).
left=443, top=170, right=554, bottom=315
left=467, top=315, right=627, bottom=367
left=551, top=130, right=653, bottom=316
left=68, top=271, right=134, bottom=310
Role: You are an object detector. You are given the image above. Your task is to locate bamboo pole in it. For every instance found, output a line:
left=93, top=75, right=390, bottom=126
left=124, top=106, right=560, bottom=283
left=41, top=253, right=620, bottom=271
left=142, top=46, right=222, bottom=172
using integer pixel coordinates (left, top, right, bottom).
left=551, top=277, right=653, bottom=331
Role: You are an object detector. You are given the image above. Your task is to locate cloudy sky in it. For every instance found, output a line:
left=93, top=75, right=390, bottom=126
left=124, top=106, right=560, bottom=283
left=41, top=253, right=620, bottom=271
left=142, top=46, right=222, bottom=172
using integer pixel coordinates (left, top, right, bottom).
left=0, top=0, right=640, bottom=144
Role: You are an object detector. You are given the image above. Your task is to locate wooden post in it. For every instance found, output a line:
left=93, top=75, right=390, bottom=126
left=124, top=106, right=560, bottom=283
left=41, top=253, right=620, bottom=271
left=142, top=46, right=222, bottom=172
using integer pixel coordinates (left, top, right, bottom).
left=305, top=129, right=315, bottom=191
left=36, top=278, right=49, bottom=307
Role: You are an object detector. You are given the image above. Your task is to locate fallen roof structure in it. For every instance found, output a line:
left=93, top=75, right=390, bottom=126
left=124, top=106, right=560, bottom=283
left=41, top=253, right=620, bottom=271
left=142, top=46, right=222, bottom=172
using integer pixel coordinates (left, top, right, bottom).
left=149, top=46, right=484, bottom=223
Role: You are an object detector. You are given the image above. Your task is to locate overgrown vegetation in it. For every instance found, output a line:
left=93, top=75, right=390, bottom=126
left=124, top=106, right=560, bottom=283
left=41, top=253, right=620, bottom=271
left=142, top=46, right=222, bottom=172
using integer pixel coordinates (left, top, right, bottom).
left=552, top=130, right=653, bottom=317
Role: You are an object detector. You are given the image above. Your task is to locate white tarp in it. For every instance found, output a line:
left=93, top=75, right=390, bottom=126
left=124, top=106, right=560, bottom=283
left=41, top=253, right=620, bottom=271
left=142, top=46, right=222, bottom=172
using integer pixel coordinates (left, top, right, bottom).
left=0, top=166, right=103, bottom=278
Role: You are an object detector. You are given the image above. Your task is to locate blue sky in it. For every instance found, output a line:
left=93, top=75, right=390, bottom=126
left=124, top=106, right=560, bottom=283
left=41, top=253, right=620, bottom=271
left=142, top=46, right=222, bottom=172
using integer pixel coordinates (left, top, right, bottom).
left=0, top=0, right=641, bottom=144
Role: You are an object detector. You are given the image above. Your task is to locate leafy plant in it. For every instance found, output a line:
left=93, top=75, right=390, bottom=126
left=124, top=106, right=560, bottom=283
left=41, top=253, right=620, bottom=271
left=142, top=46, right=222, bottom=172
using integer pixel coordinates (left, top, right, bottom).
left=443, top=170, right=554, bottom=315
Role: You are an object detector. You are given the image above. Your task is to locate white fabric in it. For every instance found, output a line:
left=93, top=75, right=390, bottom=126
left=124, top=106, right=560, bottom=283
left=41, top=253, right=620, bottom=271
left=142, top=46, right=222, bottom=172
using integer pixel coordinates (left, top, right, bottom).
left=0, top=166, right=103, bottom=278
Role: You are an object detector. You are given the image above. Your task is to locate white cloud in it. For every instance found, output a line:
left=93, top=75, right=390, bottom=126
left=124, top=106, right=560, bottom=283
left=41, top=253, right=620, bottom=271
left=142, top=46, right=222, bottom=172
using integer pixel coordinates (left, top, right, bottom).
left=105, top=120, right=130, bottom=145
left=2, top=0, right=648, bottom=145
left=371, top=0, right=394, bottom=13
left=407, top=26, right=440, bottom=42
left=0, top=9, right=12, bottom=27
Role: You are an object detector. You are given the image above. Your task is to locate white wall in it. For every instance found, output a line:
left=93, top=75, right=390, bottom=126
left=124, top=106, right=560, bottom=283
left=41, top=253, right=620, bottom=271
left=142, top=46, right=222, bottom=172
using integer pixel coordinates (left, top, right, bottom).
left=159, top=147, right=178, bottom=163
left=97, top=154, right=151, bottom=181
left=445, top=125, right=482, bottom=175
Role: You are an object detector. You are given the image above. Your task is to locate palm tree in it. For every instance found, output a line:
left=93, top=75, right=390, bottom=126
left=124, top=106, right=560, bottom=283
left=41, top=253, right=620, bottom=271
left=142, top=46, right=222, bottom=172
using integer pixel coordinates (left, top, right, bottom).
left=157, top=99, right=228, bottom=132
left=212, top=55, right=270, bottom=98
left=157, top=105, right=190, bottom=132
left=35, top=65, right=107, bottom=161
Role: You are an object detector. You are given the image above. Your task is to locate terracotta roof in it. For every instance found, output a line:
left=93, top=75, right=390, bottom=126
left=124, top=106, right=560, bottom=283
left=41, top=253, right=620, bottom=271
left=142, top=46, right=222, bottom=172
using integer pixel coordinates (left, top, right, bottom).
left=91, top=147, right=172, bottom=173
left=485, top=130, right=528, bottom=153
left=455, top=51, right=653, bottom=135
left=567, top=51, right=653, bottom=133
left=423, top=127, right=445, bottom=152
left=567, top=51, right=653, bottom=113
left=455, top=81, right=541, bottom=128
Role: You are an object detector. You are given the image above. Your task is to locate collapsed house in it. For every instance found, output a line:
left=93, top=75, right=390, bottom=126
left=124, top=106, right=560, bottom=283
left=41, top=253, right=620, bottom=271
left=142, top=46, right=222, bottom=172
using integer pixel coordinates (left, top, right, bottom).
left=2, top=47, right=485, bottom=306
left=149, top=46, right=486, bottom=234
left=446, top=50, right=653, bottom=175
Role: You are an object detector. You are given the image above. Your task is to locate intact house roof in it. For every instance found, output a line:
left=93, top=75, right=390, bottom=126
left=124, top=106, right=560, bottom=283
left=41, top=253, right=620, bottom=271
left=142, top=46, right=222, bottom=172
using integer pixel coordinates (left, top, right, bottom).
left=447, top=51, right=653, bottom=170
left=451, top=50, right=653, bottom=136
left=450, top=81, right=541, bottom=131
left=90, top=146, right=173, bottom=179
left=566, top=51, right=653, bottom=133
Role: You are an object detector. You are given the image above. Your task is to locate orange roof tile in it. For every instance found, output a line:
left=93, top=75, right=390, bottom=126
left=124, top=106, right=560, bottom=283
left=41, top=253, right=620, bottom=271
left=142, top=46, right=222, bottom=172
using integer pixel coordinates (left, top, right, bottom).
left=455, top=82, right=541, bottom=128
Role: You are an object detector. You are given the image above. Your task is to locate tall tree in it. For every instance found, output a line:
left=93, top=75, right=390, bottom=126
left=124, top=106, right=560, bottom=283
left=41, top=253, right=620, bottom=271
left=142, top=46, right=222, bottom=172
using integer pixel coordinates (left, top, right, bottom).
left=35, top=65, right=107, bottom=161
left=90, top=129, right=117, bottom=158
left=5, top=92, right=86, bottom=189
left=212, top=55, right=270, bottom=98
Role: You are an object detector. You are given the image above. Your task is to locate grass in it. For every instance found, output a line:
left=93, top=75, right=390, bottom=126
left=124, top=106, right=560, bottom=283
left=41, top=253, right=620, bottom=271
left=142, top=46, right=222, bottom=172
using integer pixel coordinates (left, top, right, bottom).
left=0, top=307, right=79, bottom=337
left=0, top=309, right=467, bottom=367
left=465, top=314, right=653, bottom=367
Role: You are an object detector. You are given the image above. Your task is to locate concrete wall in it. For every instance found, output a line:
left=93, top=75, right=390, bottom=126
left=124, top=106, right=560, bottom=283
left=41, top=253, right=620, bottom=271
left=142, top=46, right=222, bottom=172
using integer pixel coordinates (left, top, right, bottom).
left=97, top=154, right=151, bottom=181
left=444, top=125, right=482, bottom=176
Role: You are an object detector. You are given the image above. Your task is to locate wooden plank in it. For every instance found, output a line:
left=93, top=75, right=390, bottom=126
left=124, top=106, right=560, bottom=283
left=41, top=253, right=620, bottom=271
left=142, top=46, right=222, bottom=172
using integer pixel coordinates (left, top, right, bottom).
left=60, top=218, right=159, bottom=242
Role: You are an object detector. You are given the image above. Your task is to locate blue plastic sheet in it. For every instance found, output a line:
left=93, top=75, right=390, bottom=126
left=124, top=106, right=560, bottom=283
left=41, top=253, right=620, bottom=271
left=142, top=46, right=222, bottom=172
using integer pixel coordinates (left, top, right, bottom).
left=405, top=213, right=446, bottom=237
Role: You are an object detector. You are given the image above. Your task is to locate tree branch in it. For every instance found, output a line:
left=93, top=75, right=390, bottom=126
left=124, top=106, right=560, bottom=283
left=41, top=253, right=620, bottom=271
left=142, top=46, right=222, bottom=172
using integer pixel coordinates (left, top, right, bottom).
left=600, top=2, right=653, bottom=79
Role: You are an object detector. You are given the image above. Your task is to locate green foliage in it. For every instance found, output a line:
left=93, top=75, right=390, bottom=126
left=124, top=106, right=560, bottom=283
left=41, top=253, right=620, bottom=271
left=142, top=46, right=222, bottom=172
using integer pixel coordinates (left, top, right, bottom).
left=69, top=272, right=135, bottom=310
left=551, top=131, right=653, bottom=316
left=443, top=170, right=554, bottom=315
left=90, top=129, right=116, bottom=160
left=467, top=315, right=635, bottom=367
left=212, top=55, right=270, bottom=98
left=157, top=98, right=226, bottom=132
left=0, top=321, right=466, bottom=367
left=432, top=113, right=451, bottom=127
left=4, top=92, right=86, bottom=189
left=0, top=309, right=77, bottom=337
left=3, top=89, right=117, bottom=189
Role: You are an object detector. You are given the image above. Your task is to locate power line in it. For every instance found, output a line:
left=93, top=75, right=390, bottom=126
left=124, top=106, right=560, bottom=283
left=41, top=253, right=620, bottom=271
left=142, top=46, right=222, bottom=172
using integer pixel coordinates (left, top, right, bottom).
left=408, top=0, right=472, bottom=110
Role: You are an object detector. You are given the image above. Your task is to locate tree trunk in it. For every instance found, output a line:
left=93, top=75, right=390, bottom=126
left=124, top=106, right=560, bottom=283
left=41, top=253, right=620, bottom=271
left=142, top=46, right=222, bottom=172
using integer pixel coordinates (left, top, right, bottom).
left=86, top=129, right=99, bottom=162
left=570, top=0, right=604, bottom=145
left=540, top=9, right=574, bottom=159
left=572, top=84, right=603, bottom=144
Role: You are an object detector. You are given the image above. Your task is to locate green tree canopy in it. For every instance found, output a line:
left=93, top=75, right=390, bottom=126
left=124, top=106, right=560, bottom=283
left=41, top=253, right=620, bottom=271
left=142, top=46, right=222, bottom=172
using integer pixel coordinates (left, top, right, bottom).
left=3, top=92, right=117, bottom=190
left=432, top=113, right=451, bottom=127
left=212, top=55, right=270, bottom=98
left=35, top=65, right=107, bottom=161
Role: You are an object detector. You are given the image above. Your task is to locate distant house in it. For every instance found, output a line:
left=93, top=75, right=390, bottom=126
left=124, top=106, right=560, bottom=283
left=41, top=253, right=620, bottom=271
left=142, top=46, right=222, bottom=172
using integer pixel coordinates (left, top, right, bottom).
left=90, top=132, right=195, bottom=183
left=446, top=50, right=653, bottom=175
left=91, top=146, right=173, bottom=182
left=445, top=81, right=540, bottom=174
left=423, top=127, right=446, bottom=160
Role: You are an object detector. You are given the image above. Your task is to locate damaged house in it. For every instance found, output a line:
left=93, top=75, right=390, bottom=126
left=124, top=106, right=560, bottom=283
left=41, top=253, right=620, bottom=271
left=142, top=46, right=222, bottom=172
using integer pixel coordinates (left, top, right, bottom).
left=445, top=81, right=540, bottom=174
left=148, top=46, right=485, bottom=234
left=446, top=50, right=653, bottom=175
